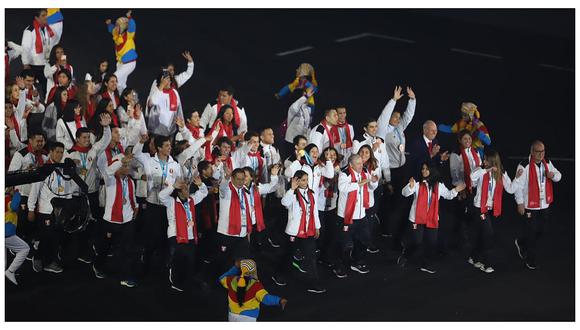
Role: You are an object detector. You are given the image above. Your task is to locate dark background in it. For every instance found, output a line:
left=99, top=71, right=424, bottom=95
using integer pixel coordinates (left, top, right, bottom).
left=4, top=8, right=575, bottom=321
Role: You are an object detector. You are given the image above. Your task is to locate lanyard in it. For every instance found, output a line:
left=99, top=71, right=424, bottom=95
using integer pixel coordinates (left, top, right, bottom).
left=247, top=186, right=255, bottom=207
left=394, top=128, right=403, bottom=145
left=159, top=159, right=168, bottom=183
left=122, top=177, right=128, bottom=202
left=80, top=153, right=88, bottom=169
left=488, top=175, right=495, bottom=202
left=182, top=200, right=192, bottom=223
left=238, top=189, right=246, bottom=211
left=250, top=156, right=258, bottom=172
left=539, top=164, right=545, bottom=184
left=339, top=127, right=347, bottom=144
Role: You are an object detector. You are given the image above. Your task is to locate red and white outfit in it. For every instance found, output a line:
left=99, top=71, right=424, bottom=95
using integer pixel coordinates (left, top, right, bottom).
left=102, top=168, right=137, bottom=224
left=244, top=178, right=279, bottom=232
left=337, top=167, right=379, bottom=224
left=471, top=168, right=518, bottom=217
left=332, top=121, right=355, bottom=168
left=148, top=86, right=184, bottom=137
left=450, top=147, right=482, bottom=192
left=281, top=188, right=321, bottom=237
left=217, top=181, right=252, bottom=238
left=402, top=181, right=458, bottom=227
left=514, top=158, right=561, bottom=211
left=200, top=98, right=248, bottom=134
left=309, top=120, right=335, bottom=154
left=159, top=183, right=209, bottom=243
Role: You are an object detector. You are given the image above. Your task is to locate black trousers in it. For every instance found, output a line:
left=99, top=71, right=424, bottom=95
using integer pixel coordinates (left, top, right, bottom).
left=442, top=192, right=474, bottom=253
left=168, top=237, right=197, bottom=287
left=141, top=202, right=169, bottom=267
left=37, top=212, right=63, bottom=266
left=263, top=194, right=286, bottom=245
left=16, top=196, right=35, bottom=242
left=77, top=191, right=101, bottom=257
left=383, top=166, right=411, bottom=249
left=276, top=234, right=320, bottom=287
left=214, top=233, right=251, bottom=275
left=517, top=208, right=550, bottom=264
left=338, top=216, right=371, bottom=266
left=94, top=220, right=136, bottom=279
left=318, top=209, right=340, bottom=264
left=468, top=206, right=494, bottom=265
left=402, top=222, right=438, bottom=267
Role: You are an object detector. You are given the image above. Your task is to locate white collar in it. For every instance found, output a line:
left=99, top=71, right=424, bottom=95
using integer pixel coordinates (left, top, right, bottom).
left=423, top=135, right=432, bottom=145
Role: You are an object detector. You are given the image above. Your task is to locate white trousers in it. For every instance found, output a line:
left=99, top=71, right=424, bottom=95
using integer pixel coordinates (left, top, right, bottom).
left=5, top=235, right=30, bottom=273
left=114, top=60, right=136, bottom=94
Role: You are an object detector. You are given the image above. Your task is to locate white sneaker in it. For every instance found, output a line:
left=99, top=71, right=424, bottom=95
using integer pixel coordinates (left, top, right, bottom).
left=5, top=270, right=18, bottom=285
left=467, top=257, right=475, bottom=265
left=480, top=265, right=495, bottom=273
left=473, top=261, right=484, bottom=269
left=514, top=239, right=524, bottom=260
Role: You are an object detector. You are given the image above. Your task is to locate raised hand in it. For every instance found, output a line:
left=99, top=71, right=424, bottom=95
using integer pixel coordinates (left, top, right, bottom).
left=407, top=86, right=416, bottom=99
left=371, top=174, right=379, bottom=183
left=440, top=151, right=449, bottom=162
left=290, top=177, right=299, bottom=190
left=100, top=112, right=112, bottom=126
left=271, top=164, right=281, bottom=176
left=305, top=87, right=314, bottom=98
left=393, top=85, right=404, bottom=101
left=547, top=171, right=555, bottom=179
left=15, top=76, right=25, bottom=90
left=105, top=18, right=112, bottom=25
left=193, top=175, right=203, bottom=187
left=126, top=10, right=132, bottom=17
left=409, top=177, right=416, bottom=189
left=516, top=168, right=524, bottom=178
left=182, top=51, right=193, bottom=63
left=517, top=204, right=525, bottom=216
left=175, top=117, right=185, bottom=129
left=139, top=133, right=149, bottom=144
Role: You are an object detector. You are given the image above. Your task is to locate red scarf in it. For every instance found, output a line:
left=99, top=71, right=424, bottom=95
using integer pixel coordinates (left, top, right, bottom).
left=480, top=172, right=503, bottom=217
left=27, top=143, right=44, bottom=166
left=227, top=183, right=252, bottom=236
left=250, top=185, right=266, bottom=232
left=47, top=85, right=77, bottom=105
left=186, top=124, right=201, bottom=139
left=70, top=144, right=91, bottom=153
left=10, top=115, right=20, bottom=141
left=26, top=87, right=34, bottom=100
left=105, top=143, right=124, bottom=165
left=332, top=122, right=353, bottom=148
left=461, top=147, right=480, bottom=193
left=110, top=112, right=119, bottom=127
left=247, top=151, right=264, bottom=179
left=111, top=176, right=136, bottom=223
left=102, top=91, right=120, bottom=109
left=527, top=157, right=554, bottom=208
left=85, top=99, right=96, bottom=123
left=174, top=198, right=198, bottom=244
left=163, top=88, right=178, bottom=112
left=343, top=167, right=370, bottom=225
left=33, top=20, right=54, bottom=54
left=216, top=98, right=241, bottom=128
left=297, top=189, right=317, bottom=238
left=320, top=120, right=335, bottom=148
left=415, top=182, right=440, bottom=228
left=74, top=114, right=83, bottom=129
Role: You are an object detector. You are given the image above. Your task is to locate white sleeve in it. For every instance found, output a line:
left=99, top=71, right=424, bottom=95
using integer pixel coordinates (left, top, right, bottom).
left=92, top=126, right=112, bottom=154
left=401, top=182, right=415, bottom=197
left=258, top=176, right=279, bottom=195
left=192, top=183, right=208, bottom=204
left=20, top=29, right=32, bottom=66
left=199, top=103, right=214, bottom=130
left=470, top=167, right=486, bottom=184
left=288, top=96, right=307, bottom=119
left=9, top=130, right=26, bottom=150
left=44, top=63, right=57, bottom=80
left=338, top=172, right=359, bottom=193
left=175, top=61, right=194, bottom=88
left=376, top=99, right=396, bottom=138
left=321, top=160, right=334, bottom=179
left=284, top=160, right=302, bottom=179
left=438, top=182, right=459, bottom=200
left=281, top=189, right=295, bottom=208
left=399, top=99, right=416, bottom=131
left=548, top=161, right=562, bottom=183
left=27, top=182, right=42, bottom=211
left=158, top=184, right=175, bottom=207
left=502, top=172, right=517, bottom=195
left=514, top=164, right=526, bottom=205
left=449, top=153, right=463, bottom=186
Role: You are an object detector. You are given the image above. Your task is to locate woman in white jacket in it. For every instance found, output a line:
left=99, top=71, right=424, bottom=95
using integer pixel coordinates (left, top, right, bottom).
left=399, top=162, right=465, bottom=274
left=56, top=100, right=86, bottom=150
left=279, top=170, right=324, bottom=294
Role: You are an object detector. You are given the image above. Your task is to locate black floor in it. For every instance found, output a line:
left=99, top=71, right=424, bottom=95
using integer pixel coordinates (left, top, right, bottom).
left=4, top=9, right=575, bottom=321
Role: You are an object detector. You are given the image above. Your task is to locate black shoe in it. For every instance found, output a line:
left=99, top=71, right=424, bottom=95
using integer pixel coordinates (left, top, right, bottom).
left=332, top=266, right=348, bottom=279
left=267, top=237, right=280, bottom=248
left=420, top=266, right=437, bottom=274
left=397, top=255, right=407, bottom=267
left=92, top=264, right=105, bottom=279
left=291, top=261, right=307, bottom=273
left=307, top=286, right=327, bottom=294
left=350, top=264, right=370, bottom=274
left=317, top=258, right=333, bottom=268
left=271, top=275, right=287, bottom=286
left=367, top=246, right=380, bottom=254
left=77, top=255, right=93, bottom=264
left=514, top=239, right=524, bottom=260
left=525, top=261, right=537, bottom=270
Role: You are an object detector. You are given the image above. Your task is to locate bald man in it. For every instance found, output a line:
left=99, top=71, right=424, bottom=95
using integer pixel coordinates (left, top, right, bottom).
left=407, top=120, right=449, bottom=178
